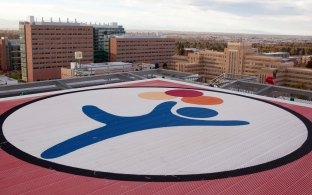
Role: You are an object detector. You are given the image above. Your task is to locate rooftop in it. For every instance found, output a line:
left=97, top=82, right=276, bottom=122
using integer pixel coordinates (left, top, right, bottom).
left=93, top=22, right=123, bottom=28
left=1, top=69, right=311, bottom=103
left=263, top=52, right=290, bottom=55
left=21, top=16, right=121, bottom=28
left=114, top=33, right=162, bottom=39
left=0, top=69, right=200, bottom=98
left=80, top=62, right=133, bottom=68
left=1, top=77, right=312, bottom=194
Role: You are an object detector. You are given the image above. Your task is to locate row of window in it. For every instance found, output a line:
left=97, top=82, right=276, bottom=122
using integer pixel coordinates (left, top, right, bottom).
left=284, top=80, right=312, bottom=85
left=116, top=40, right=174, bottom=42
left=117, top=50, right=175, bottom=54
left=33, top=56, right=92, bottom=60
left=117, top=54, right=172, bottom=58
left=32, top=50, right=87, bottom=54
left=117, top=44, right=175, bottom=48
left=117, top=47, right=175, bottom=50
left=285, top=72, right=312, bottom=76
left=118, top=56, right=170, bottom=60
left=244, top=66, right=261, bottom=71
left=32, top=45, right=93, bottom=49
left=202, top=54, right=225, bottom=58
left=33, top=65, right=68, bottom=69
left=32, top=42, right=92, bottom=46
left=32, top=28, right=92, bottom=31
left=31, top=33, right=92, bottom=37
left=32, top=46, right=93, bottom=50
left=32, top=41, right=92, bottom=44
left=33, top=56, right=74, bottom=60
left=32, top=37, right=92, bottom=41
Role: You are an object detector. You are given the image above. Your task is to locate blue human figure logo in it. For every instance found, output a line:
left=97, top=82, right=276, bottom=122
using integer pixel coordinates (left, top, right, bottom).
left=41, top=101, right=249, bottom=159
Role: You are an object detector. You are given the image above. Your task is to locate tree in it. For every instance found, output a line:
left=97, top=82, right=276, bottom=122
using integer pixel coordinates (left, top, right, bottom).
left=176, top=42, right=184, bottom=55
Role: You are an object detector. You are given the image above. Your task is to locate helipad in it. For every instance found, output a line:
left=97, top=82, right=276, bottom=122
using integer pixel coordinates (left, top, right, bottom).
left=1, top=79, right=312, bottom=194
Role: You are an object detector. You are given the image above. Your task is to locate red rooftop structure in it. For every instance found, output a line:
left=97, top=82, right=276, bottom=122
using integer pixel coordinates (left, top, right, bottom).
left=1, top=79, right=312, bottom=195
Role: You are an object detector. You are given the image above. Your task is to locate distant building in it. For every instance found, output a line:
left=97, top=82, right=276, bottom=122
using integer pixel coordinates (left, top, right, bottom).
left=19, top=16, right=94, bottom=82
left=170, top=42, right=300, bottom=85
left=262, top=52, right=298, bottom=65
left=109, top=34, right=175, bottom=67
left=224, top=42, right=258, bottom=75
left=273, top=68, right=312, bottom=89
left=297, top=55, right=312, bottom=65
left=0, top=37, right=9, bottom=70
left=171, top=55, right=203, bottom=81
left=93, top=23, right=125, bottom=63
left=0, top=37, right=21, bottom=71
left=183, top=48, right=200, bottom=56
left=135, top=63, right=155, bottom=71
left=262, top=52, right=290, bottom=58
left=61, top=62, right=134, bottom=78
left=8, top=39, right=21, bottom=70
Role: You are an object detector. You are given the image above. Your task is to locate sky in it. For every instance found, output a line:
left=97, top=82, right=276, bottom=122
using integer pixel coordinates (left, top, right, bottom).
left=0, top=0, right=311, bottom=35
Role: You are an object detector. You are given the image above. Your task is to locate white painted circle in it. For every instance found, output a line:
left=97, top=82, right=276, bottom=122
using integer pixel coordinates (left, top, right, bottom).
left=2, top=87, right=308, bottom=175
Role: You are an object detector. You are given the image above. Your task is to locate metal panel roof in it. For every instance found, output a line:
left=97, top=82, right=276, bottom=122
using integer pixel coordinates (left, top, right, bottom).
left=0, top=79, right=312, bottom=194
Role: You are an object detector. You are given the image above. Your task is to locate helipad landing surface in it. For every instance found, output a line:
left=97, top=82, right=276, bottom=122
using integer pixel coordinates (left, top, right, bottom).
left=1, top=79, right=312, bottom=195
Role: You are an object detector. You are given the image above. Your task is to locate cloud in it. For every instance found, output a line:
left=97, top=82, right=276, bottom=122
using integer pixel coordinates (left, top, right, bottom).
left=0, top=0, right=311, bottom=35
left=0, top=18, right=19, bottom=29
left=190, top=0, right=304, bottom=16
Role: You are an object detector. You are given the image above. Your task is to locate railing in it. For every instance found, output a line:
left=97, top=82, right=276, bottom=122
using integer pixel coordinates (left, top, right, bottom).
left=208, top=73, right=257, bottom=86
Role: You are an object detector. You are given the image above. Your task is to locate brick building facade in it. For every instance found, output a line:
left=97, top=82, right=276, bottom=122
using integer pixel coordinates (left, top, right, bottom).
left=20, top=16, right=93, bottom=82
left=109, top=36, right=175, bottom=67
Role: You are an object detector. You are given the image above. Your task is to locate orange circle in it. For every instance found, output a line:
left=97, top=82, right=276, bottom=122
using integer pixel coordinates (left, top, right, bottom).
left=138, top=92, right=176, bottom=100
left=182, top=96, right=223, bottom=105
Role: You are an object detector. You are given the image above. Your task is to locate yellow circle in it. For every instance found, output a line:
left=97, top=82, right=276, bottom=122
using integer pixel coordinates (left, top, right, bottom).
left=138, top=92, right=176, bottom=100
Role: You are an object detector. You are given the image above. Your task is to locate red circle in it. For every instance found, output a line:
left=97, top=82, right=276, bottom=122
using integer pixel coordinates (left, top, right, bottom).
left=165, top=90, right=203, bottom=97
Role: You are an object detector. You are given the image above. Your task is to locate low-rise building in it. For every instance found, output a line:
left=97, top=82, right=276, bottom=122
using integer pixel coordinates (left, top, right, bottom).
left=169, top=42, right=312, bottom=89
left=297, top=55, right=312, bottom=65
left=201, top=50, right=225, bottom=82
left=277, top=68, right=312, bottom=89
left=61, top=62, right=134, bottom=78
left=262, top=52, right=290, bottom=58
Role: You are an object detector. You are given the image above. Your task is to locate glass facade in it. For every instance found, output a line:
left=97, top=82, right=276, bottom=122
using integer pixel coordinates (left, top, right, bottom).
left=19, top=22, right=27, bottom=80
left=8, top=40, right=21, bottom=70
left=93, top=25, right=125, bottom=63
